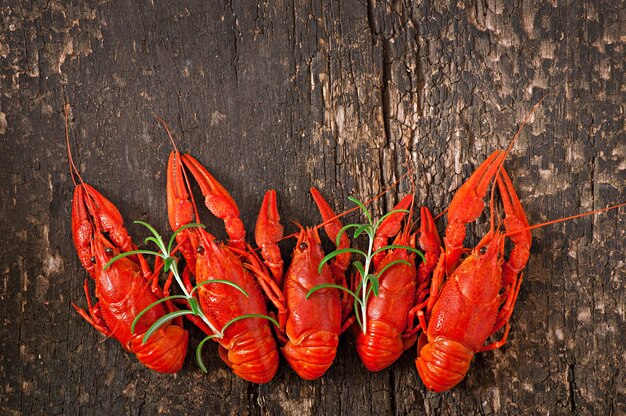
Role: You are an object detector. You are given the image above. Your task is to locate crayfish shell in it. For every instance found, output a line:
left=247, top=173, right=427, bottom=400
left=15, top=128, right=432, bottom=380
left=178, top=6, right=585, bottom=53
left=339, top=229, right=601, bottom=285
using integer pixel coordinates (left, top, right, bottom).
left=416, top=335, right=474, bottom=392
left=130, top=324, right=189, bottom=374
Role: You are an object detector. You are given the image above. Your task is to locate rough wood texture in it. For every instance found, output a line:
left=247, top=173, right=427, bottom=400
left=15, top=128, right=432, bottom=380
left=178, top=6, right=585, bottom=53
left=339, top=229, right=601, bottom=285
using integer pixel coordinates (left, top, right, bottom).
left=1, top=1, right=624, bottom=415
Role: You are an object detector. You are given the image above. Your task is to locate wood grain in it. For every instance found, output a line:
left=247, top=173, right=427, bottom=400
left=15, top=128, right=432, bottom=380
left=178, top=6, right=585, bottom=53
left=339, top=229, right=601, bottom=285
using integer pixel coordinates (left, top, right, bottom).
left=1, top=1, right=624, bottom=414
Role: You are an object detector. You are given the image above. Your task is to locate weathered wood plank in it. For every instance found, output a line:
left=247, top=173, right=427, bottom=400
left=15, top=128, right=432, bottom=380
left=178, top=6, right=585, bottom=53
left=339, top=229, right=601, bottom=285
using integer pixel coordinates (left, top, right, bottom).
left=1, top=0, right=624, bottom=415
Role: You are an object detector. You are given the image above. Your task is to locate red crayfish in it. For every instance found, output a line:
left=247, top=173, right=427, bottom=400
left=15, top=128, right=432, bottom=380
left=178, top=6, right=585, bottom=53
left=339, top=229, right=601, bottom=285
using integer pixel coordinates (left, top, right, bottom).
left=163, top=123, right=283, bottom=384
left=355, top=195, right=442, bottom=371
left=67, top=105, right=188, bottom=373
left=255, top=188, right=353, bottom=380
left=414, top=146, right=626, bottom=391
left=415, top=149, right=530, bottom=391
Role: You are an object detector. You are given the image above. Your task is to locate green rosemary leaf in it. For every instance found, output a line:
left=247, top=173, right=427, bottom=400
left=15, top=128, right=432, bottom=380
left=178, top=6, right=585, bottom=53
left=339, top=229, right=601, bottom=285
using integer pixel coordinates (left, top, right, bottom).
left=372, top=244, right=425, bottom=262
left=143, top=236, right=166, bottom=254
left=334, top=223, right=360, bottom=247
left=348, top=196, right=372, bottom=225
left=317, top=248, right=366, bottom=274
left=353, top=299, right=363, bottom=331
left=375, top=259, right=413, bottom=278
left=353, top=260, right=365, bottom=278
left=219, top=313, right=280, bottom=334
left=141, top=310, right=195, bottom=343
left=163, top=256, right=176, bottom=272
left=103, top=250, right=162, bottom=271
left=369, top=275, right=380, bottom=297
left=374, top=208, right=410, bottom=230
left=190, top=279, right=249, bottom=297
left=354, top=223, right=374, bottom=239
left=306, top=283, right=358, bottom=300
left=196, top=334, right=218, bottom=373
left=134, top=221, right=163, bottom=242
left=131, top=295, right=190, bottom=334
left=168, top=223, right=206, bottom=254
left=187, top=297, right=201, bottom=315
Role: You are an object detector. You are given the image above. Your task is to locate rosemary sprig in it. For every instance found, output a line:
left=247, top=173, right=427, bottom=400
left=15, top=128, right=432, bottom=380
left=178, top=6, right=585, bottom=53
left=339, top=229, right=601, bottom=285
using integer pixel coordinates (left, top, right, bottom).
left=306, top=196, right=424, bottom=334
left=103, top=221, right=278, bottom=373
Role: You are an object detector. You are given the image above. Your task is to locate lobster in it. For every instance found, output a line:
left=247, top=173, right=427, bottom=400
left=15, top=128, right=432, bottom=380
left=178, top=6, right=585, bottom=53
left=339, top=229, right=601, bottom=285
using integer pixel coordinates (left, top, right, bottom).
left=165, top=131, right=284, bottom=383
left=255, top=188, right=353, bottom=380
left=66, top=105, right=189, bottom=373
left=415, top=150, right=529, bottom=392
left=355, top=195, right=442, bottom=371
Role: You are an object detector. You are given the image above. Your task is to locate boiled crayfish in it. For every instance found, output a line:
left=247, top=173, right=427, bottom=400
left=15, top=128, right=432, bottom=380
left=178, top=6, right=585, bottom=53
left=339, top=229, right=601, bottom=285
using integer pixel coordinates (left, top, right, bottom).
left=163, top=123, right=284, bottom=383
left=355, top=195, right=442, bottom=371
left=416, top=150, right=529, bottom=391
left=67, top=105, right=188, bottom=373
left=255, top=188, right=353, bottom=380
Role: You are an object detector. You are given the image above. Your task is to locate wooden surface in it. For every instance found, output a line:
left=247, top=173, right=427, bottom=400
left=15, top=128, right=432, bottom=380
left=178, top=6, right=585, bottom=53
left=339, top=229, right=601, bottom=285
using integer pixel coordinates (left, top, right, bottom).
left=1, top=1, right=625, bottom=415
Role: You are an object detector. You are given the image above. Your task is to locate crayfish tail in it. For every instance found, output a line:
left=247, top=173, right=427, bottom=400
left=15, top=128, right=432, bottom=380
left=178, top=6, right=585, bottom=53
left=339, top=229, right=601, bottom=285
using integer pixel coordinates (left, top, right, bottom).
left=416, top=336, right=474, bottom=392
left=131, top=324, right=189, bottom=374
left=356, top=320, right=408, bottom=372
left=222, top=325, right=279, bottom=384
left=282, top=330, right=340, bottom=380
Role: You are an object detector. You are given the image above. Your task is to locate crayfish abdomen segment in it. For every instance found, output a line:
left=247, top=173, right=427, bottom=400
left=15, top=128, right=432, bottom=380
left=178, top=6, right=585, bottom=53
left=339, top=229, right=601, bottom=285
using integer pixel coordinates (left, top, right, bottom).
left=221, top=325, right=279, bottom=384
left=282, top=330, right=340, bottom=380
left=356, top=320, right=411, bottom=372
left=130, top=324, right=189, bottom=374
left=416, top=336, right=474, bottom=392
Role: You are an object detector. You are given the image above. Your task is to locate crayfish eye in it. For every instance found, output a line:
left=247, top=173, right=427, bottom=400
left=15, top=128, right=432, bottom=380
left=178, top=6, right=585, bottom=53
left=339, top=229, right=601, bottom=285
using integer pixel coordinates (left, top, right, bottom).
left=104, top=247, right=113, bottom=256
left=90, top=256, right=96, bottom=264
left=197, top=246, right=205, bottom=254
left=478, top=247, right=487, bottom=255
left=299, top=242, right=308, bottom=250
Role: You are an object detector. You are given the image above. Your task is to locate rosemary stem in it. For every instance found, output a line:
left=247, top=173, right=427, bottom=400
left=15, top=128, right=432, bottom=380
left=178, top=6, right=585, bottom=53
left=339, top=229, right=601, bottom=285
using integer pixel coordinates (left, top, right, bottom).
left=360, top=236, right=374, bottom=334
left=170, top=255, right=223, bottom=337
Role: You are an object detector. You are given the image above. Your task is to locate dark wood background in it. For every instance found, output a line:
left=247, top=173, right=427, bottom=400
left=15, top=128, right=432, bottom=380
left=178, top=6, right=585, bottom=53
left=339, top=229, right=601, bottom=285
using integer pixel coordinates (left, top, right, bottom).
left=1, top=1, right=624, bottom=415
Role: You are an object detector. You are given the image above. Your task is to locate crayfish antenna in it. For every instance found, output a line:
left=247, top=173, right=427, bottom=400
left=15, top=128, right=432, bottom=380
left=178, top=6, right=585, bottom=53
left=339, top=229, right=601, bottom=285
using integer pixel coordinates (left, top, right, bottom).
left=502, top=93, right=552, bottom=161
left=64, top=100, right=85, bottom=186
left=402, top=142, right=417, bottom=241
left=487, top=93, right=552, bottom=232
left=504, top=202, right=626, bottom=237
left=154, top=114, right=179, bottom=153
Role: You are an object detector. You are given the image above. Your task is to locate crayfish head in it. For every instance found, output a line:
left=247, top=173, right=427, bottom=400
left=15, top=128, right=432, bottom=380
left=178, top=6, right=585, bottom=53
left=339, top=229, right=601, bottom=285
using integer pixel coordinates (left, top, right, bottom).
left=191, top=228, right=243, bottom=282
left=289, top=227, right=325, bottom=273
left=293, top=227, right=322, bottom=257
left=455, top=232, right=505, bottom=303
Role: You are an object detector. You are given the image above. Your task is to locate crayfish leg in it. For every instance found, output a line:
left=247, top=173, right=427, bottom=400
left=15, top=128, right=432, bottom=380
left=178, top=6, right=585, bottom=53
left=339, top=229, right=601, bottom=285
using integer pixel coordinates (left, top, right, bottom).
left=72, top=279, right=113, bottom=338
left=241, top=247, right=287, bottom=330
left=480, top=323, right=512, bottom=352
left=489, top=272, right=524, bottom=340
